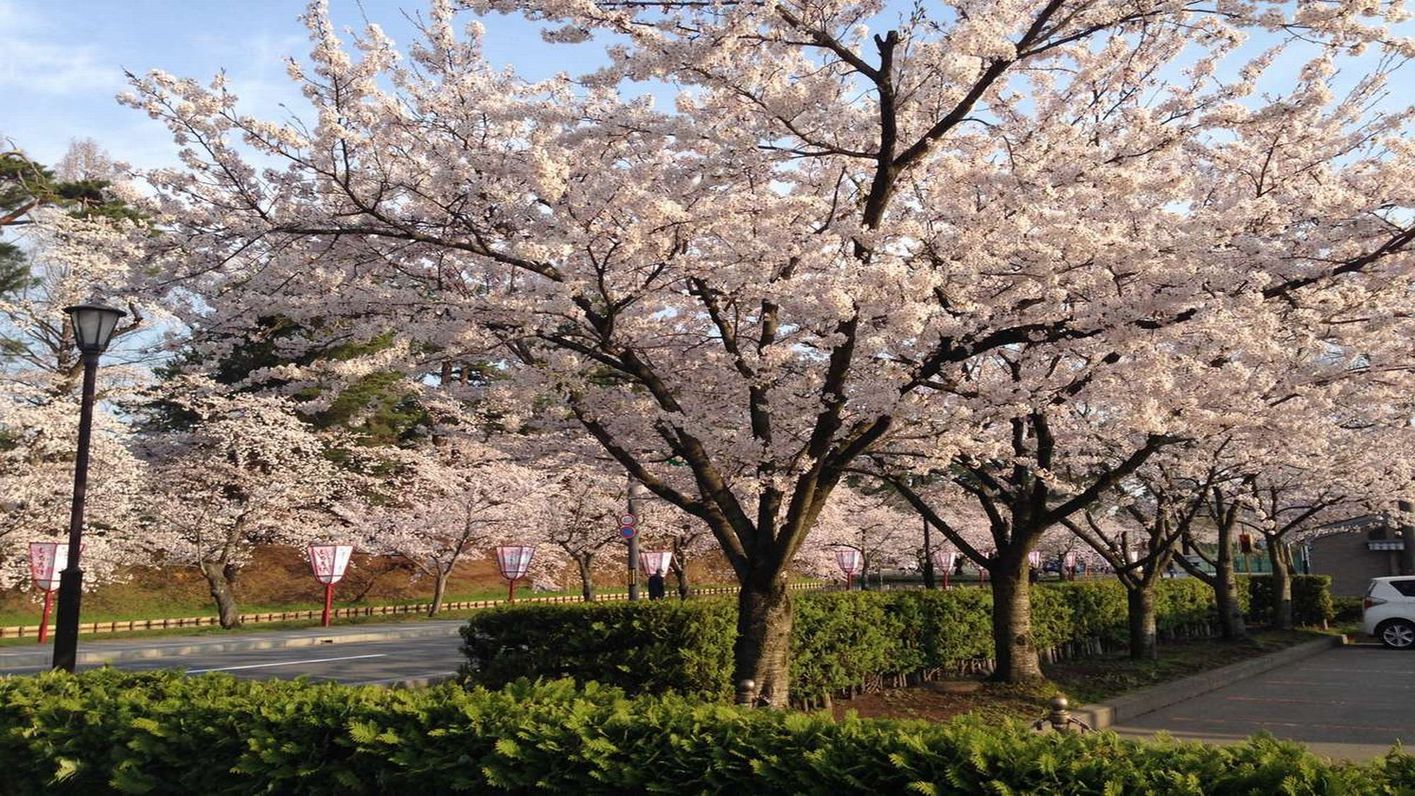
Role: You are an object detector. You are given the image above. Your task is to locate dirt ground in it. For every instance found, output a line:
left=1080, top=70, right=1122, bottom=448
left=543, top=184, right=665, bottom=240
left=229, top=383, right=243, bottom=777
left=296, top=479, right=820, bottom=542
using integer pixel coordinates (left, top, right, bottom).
left=828, top=631, right=1320, bottom=723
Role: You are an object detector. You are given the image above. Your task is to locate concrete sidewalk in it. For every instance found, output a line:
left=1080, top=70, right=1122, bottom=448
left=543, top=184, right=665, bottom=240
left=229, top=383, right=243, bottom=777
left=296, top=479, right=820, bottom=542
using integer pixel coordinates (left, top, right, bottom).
left=0, top=619, right=464, bottom=671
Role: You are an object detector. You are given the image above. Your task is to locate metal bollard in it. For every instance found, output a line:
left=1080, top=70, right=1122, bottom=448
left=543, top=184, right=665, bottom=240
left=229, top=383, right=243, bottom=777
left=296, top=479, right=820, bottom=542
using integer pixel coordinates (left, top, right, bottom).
left=736, top=679, right=757, bottom=708
left=1030, top=696, right=1093, bottom=734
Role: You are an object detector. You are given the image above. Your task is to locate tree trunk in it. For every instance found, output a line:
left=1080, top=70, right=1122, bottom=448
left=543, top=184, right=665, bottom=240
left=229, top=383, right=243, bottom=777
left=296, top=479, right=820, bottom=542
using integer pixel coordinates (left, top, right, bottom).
left=577, top=556, right=596, bottom=602
left=427, top=570, right=451, bottom=617
left=1214, top=540, right=1247, bottom=640
left=988, top=559, right=1044, bottom=682
left=670, top=557, right=689, bottom=600
left=1126, top=585, right=1158, bottom=660
left=1268, top=541, right=1293, bottom=630
left=200, top=560, right=241, bottom=629
left=733, top=570, right=793, bottom=707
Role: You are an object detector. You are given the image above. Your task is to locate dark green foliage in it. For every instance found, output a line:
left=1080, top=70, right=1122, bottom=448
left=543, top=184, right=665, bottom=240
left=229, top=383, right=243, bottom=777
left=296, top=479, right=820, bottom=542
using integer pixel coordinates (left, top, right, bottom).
left=461, top=581, right=1220, bottom=704
left=1246, top=575, right=1336, bottom=627
left=0, top=670, right=1407, bottom=794
left=1332, top=595, right=1364, bottom=623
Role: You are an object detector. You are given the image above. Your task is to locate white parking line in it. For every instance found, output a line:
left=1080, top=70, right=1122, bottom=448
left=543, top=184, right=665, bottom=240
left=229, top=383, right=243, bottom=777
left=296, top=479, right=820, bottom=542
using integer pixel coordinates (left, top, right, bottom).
left=186, top=653, right=387, bottom=673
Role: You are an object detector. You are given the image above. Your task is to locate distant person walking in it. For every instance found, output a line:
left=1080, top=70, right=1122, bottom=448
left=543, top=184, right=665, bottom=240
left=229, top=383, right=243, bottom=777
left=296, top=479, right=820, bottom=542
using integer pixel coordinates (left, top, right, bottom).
left=647, top=569, right=667, bottom=600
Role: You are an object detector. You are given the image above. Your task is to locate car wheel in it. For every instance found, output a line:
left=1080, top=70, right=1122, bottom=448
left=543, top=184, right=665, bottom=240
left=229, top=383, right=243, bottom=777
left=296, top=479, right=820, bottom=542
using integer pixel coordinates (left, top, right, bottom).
left=1378, top=619, right=1415, bottom=650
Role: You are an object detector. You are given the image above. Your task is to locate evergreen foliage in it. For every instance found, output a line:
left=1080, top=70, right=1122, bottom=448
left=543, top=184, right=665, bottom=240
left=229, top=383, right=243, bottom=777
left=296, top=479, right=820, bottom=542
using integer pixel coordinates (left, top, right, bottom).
left=459, top=581, right=1222, bottom=704
left=0, top=670, right=1406, bottom=794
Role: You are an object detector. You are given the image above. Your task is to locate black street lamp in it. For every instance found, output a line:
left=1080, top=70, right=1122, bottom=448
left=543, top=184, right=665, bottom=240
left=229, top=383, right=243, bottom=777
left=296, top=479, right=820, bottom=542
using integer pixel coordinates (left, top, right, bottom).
left=51, top=303, right=126, bottom=673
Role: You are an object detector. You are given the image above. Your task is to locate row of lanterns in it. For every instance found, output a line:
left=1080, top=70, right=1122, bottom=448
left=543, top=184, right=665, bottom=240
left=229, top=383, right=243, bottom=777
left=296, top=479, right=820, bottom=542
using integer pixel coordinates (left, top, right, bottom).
left=24, top=541, right=680, bottom=641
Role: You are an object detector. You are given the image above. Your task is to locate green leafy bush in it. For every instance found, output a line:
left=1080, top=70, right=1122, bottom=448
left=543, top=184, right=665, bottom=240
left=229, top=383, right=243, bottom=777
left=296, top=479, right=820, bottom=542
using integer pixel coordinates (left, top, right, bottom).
left=461, top=580, right=1221, bottom=704
left=1332, top=595, right=1364, bottom=623
left=0, top=670, right=1408, bottom=794
left=1245, top=575, right=1335, bottom=627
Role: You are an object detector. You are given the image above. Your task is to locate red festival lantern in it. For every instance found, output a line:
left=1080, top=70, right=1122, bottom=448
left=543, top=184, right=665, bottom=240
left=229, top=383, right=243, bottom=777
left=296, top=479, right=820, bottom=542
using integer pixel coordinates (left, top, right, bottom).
left=308, top=544, right=353, bottom=627
left=28, top=542, right=67, bottom=644
left=835, top=548, right=863, bottom=590
left=930, top=548, right=959, bottom=590
left=495, top=545, right=535, bottom=603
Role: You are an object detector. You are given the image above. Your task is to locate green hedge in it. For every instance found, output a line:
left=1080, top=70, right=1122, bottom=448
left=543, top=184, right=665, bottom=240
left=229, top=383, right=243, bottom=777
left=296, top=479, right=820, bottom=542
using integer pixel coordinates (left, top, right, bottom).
left=461, top=580, right=1217, bottom=704
left=1245, top=575, right=1335, bottom=627
left=1, top=670, right=1410, bottom=794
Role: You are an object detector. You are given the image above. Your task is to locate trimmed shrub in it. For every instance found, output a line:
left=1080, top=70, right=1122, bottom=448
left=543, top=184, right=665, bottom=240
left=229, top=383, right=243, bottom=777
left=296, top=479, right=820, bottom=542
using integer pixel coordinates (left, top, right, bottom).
left=460, top=580, right=1221, bottom=703
left=0, top=670, right=1408, bottom=794
left=1333, top=595, right=1364, bottom=623
left=1245, top=575, right=1335, bottom=627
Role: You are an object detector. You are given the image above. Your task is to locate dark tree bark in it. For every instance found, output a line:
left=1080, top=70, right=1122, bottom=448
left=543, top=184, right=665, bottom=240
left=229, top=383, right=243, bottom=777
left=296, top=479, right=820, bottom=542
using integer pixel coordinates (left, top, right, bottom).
left=1127, top=585, right=1158, bottom=660
left=1213, top=528, right=1248, bottom=640
left=427, top=569, right=451, bottom=617
left=733, top=570, right=793, bottom=706
left=988, top=553, right=1044, bottom=681
left=669, top=551, right=690, bottom=600
left=576, top=555, right=596, bottom=602
left=1267, top=540, right=1293, bottom=630
left=200, top=560, right=241, bottom=629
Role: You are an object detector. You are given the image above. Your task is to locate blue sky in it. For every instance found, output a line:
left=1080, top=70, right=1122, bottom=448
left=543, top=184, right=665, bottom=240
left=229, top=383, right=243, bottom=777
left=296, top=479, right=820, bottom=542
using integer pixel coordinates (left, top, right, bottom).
left=0, top=0, right=606, bottom=169
left=2, top=1, right=1411, bottom=172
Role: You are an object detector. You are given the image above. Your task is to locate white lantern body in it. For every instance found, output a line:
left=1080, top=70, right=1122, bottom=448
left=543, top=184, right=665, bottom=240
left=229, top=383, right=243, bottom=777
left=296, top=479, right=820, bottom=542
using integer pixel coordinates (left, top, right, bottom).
left=1027, top=551, right=1042, bottom=568
left=64, top=303, right=126, bottom=354
left=930, top=549, right=959, bottom=573
left=1063, top=551, right=1077, bottom=569
left=835, top=548, right=862, bottom=576
left=309, top=544, right=353, bottom=585
left=495, top=545, right=535, bottom=581
left=29, top=542, right=69, bottom=592
left=640, top=551, right=673, bottom=576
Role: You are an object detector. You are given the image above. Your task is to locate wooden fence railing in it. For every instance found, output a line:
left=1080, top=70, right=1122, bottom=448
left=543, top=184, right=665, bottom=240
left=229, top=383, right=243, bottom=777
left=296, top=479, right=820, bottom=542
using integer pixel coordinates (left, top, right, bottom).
left=1, top=581, right=829, bottom=640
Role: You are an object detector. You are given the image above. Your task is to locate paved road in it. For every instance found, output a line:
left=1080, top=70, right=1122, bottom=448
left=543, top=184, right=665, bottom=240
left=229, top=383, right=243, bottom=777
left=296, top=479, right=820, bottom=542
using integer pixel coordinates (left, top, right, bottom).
left=1111, top=645, right=1415, bottom=760
left=0, top=621, right=466, bottom=686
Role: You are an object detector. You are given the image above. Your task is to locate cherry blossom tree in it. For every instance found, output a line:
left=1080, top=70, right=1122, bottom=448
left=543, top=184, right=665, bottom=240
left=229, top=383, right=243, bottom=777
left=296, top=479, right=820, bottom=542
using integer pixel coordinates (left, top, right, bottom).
left=538, top=458, right=622, bottom=601
left=0, top=211, right=150, bottom=589
left=141, top=379, right=343, bottom=627
left=352, top=436, right=551, bottom=614
left=796, top=487, right=920, bottom=587
left=122, top=0, right=1415, bottom=701
left=1063, top=453, right=1219, bottom=658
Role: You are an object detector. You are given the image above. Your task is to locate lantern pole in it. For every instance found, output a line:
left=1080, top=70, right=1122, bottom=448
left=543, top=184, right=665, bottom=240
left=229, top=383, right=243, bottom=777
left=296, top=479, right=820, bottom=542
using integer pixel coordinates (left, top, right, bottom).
left=921, top=514, right=936, bottom=590
left=38, top=589, right=55, bottom=644
left=321, top=582, right=335, bottom=627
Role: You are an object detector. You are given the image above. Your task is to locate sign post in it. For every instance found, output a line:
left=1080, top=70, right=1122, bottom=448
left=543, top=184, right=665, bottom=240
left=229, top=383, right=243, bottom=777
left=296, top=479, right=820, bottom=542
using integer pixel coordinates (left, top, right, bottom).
left=28, top=542, right=67, bottom=644
left=495, top=544, right=535, bottom=603
left=626, top=474, right=645, bottom=601
left=308, top=544, right=353, bottom=627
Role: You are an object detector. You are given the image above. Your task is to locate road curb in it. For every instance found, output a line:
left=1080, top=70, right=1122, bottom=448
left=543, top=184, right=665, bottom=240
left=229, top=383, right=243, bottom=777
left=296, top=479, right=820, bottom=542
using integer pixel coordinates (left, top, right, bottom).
left=1071, top=635, right=1342, bottom=730
left=0, top=621, right=464, bottom=670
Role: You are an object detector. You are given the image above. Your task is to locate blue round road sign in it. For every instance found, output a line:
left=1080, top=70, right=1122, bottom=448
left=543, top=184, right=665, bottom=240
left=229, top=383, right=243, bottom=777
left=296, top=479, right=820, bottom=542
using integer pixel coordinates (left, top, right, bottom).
left=619, top=526, right=637, bottom=540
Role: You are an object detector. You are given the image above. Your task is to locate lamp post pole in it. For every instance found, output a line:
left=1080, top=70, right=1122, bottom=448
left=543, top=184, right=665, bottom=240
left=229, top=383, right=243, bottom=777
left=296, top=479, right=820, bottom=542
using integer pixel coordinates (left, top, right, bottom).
left=52, top=303, right=125, bottom=673
left=51, top=351, right=99, bottom=672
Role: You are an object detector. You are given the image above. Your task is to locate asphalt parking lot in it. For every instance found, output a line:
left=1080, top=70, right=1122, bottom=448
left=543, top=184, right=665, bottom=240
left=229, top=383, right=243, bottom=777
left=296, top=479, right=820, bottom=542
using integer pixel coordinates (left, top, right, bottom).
left=1111, top=645, right=1415, bottom=760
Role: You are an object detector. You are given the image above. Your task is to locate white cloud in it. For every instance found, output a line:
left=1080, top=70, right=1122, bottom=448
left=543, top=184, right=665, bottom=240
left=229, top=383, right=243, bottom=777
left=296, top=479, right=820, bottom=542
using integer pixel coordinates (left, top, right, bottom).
left=0, top=39, right=121, bottom=95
